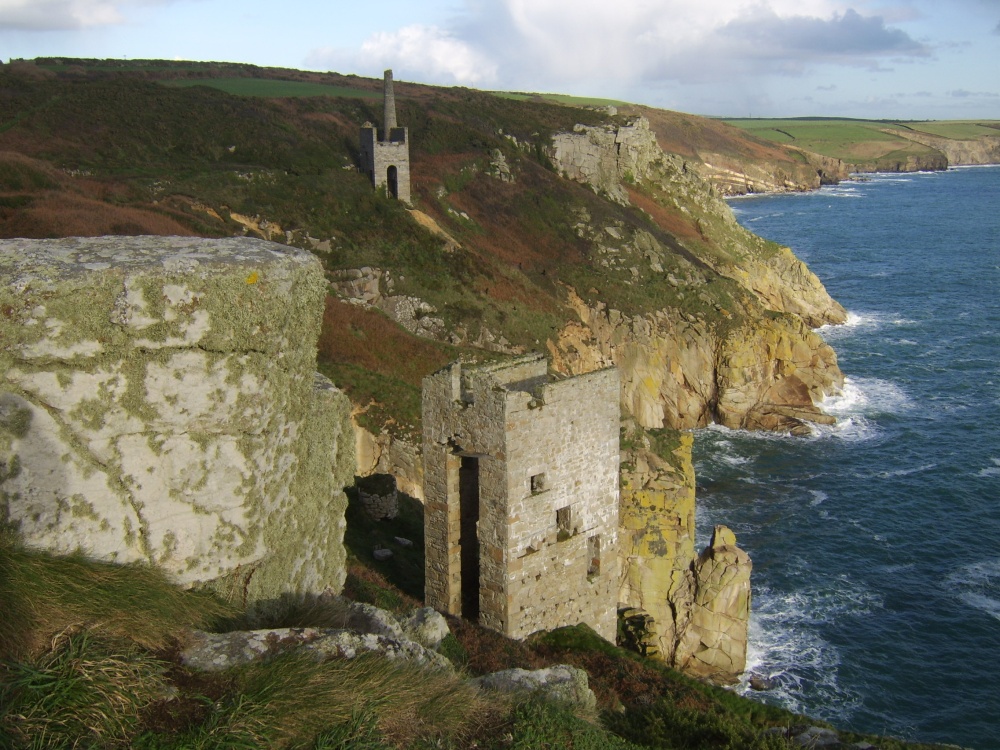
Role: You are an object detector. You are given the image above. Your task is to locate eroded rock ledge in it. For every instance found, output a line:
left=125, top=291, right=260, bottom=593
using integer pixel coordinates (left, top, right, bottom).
left=0, top=236, right=354, bottom=608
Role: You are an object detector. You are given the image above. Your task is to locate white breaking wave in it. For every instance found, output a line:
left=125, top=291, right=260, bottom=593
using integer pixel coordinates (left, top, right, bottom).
left=739, top=577, right=881, bottom=720
left=948, top=559, right=1000, bottom=622
left=821, top=377, right=911, bottom=418
left=874, top=463, right=937, bottom=479
left=977, top=458, right=1000, bottom=478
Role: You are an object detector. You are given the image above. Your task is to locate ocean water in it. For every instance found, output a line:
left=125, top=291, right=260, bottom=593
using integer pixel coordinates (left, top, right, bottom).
left=695, top=167, right=1000, bottom=748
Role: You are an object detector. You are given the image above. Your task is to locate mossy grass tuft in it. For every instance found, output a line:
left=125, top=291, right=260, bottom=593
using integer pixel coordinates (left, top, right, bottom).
left=0, top=535, right=235, bottom=661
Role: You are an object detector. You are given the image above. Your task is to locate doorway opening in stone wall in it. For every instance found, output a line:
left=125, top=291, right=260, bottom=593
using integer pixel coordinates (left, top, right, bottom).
left=458, top=455, right=480, bottom=621
left=387, top=166, right=399, bottom=199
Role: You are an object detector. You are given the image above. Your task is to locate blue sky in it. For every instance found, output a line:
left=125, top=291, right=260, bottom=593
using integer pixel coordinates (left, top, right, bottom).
left=2, top=0, right=999, bottom=119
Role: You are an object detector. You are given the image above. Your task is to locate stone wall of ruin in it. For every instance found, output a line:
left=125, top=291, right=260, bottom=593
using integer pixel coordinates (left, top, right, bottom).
left=423, top=354, right=619, bottom=642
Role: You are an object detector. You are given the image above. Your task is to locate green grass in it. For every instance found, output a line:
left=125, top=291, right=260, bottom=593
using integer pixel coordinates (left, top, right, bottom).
left=0, top=537, right=235, bottom=661
left=724, top=118, right=900, bottom=152
left=898, top=120, right=1000, bottom=139
left=722, top=117, right=1000, bottom=165
left=0, top=526, right=962, bottom=750
left=1, top=632, right=169, bottom=749
left=162, top=78, right=380, bottom=99
left=493, top=91, right=632, bottom=108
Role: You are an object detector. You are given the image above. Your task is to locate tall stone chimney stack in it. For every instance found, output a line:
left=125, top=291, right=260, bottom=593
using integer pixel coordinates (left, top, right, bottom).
left=382, top=69, right=397, bottom=141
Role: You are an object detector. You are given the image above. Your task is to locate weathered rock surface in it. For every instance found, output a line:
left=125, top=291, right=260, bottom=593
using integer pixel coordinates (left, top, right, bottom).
left=400, top=607, right=452, bottom=651
left=354, top=419, right=423, bottom=501
left=675, top=525, right=752, bottom=682
left=0, top=237, right=354, bottom=606
left=553, top=287, right=842, bottom=435
left=179, top=601, right=454, bottom=672
left=618, top=434, right=751, bottom=682
left=694, top=149, right=851, bottom=196
left=473, top=665, right=597, bottom=711
left=180, top=626, right=451, bottom=672
left=882, top=128, right=1000, bottom=166
left=549, top=118, right=664, bottom=204
left=546, top=118, right=845, bottom=435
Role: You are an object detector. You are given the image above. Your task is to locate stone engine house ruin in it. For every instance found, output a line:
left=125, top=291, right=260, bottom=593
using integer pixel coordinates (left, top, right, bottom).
left=423, top=354, right=620, bottom=642
left=359, top=69, right=411, bottom=203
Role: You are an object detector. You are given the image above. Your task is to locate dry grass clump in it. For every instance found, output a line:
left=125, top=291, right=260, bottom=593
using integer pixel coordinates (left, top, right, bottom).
left=0, top=537, right=235, bottom=661
left=232, top=651, right=503, bottom=748
left=0, top=631, right=169, bottom=748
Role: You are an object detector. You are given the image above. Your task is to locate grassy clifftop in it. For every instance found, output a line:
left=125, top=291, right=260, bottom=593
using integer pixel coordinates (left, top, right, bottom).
left=725, top=117, right=1000, bottom=172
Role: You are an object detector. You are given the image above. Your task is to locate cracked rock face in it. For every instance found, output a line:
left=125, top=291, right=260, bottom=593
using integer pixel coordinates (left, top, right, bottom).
left=0, top=237, right=354, bottom=605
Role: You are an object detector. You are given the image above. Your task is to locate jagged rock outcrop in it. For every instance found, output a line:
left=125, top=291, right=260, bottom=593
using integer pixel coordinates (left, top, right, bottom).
left=0, top=237, right=354, bottom=607
left=618, top=430, right=751, bottom=683
left=618, top=431, right=698, bottom=662
left=552, top=287, right=841, bottom=435
left=547, top=119, right=845, bottom=435
left=675, top=525, right=752, bottom=681
left=549, top=118, right=664, bottom=204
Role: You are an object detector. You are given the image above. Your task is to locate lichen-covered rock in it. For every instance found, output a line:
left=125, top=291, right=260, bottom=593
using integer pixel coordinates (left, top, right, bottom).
left=474, top=665, right=597, bottom=711
left=0, top=236, right=354, bottom=605
left=400, top=607, right=451, bottom=651
left=675, top=525, right=752, bottom=682
left=180, top=626, right=452, bottom=672
left=549, top=118, right=663, bottom=204
left=618, top=429, right=697, bottom=662
left=553, top=287, right=842, bottom=435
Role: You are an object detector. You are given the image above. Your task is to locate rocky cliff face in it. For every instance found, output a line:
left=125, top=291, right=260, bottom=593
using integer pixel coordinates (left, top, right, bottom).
left=551, top=287, right=841, bottom=436
left=883, top=128, right=1000, bottom=166
left=618, top=430, right=751, bottom=681
left=0, top=237, right=355, bottom=609
left=693, top=148, right=851, bottom=196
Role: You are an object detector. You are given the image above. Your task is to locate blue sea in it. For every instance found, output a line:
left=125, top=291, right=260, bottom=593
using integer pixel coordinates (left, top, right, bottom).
left=697, top=167, right=1000, bottom=748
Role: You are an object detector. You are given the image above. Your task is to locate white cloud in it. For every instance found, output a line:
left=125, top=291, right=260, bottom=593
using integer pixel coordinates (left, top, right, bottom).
left=312, top=0, right=930, bottom=94
left=307, top=24, right=498, bottom=85
left=0, top=0, right=168, bottom=31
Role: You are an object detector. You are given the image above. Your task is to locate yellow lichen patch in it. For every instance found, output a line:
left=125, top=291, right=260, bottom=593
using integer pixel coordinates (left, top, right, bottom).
left=246, top=271, right=259, bottom=285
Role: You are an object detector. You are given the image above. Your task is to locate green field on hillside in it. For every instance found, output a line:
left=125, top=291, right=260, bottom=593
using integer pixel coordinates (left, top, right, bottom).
left=723, top=118, right=945, bottom=165
left=162, top=77, right=380, bottom=99
left=724, top=117, right=1000, bottom=164
left=495, top=91, right=631, bottom=108
left=725, top=118, right=898, bottom=149
left=899, top=120, right=1000, bottom=139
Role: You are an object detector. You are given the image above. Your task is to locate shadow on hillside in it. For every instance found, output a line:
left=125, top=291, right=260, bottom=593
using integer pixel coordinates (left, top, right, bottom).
left=343, top=476, right=425, bottom=605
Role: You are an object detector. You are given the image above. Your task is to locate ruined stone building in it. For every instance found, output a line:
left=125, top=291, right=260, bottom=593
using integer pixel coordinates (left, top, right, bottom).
left=359, top=69, right=411, bottom=203
left=423, top=354, right=620, bottom=642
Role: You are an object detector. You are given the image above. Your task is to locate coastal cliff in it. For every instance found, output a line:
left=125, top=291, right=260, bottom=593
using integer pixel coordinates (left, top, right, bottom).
left=0, top=62, right=850, bottom=683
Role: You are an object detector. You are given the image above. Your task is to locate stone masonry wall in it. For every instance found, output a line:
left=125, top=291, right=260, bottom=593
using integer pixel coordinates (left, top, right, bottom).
left=503, top=367, right=620, bottom=640
left=423, top=354, right=619, bottom=642
left=360, top=127, right=411, bottom=204
left=0, top=237, right=354, bottom=608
